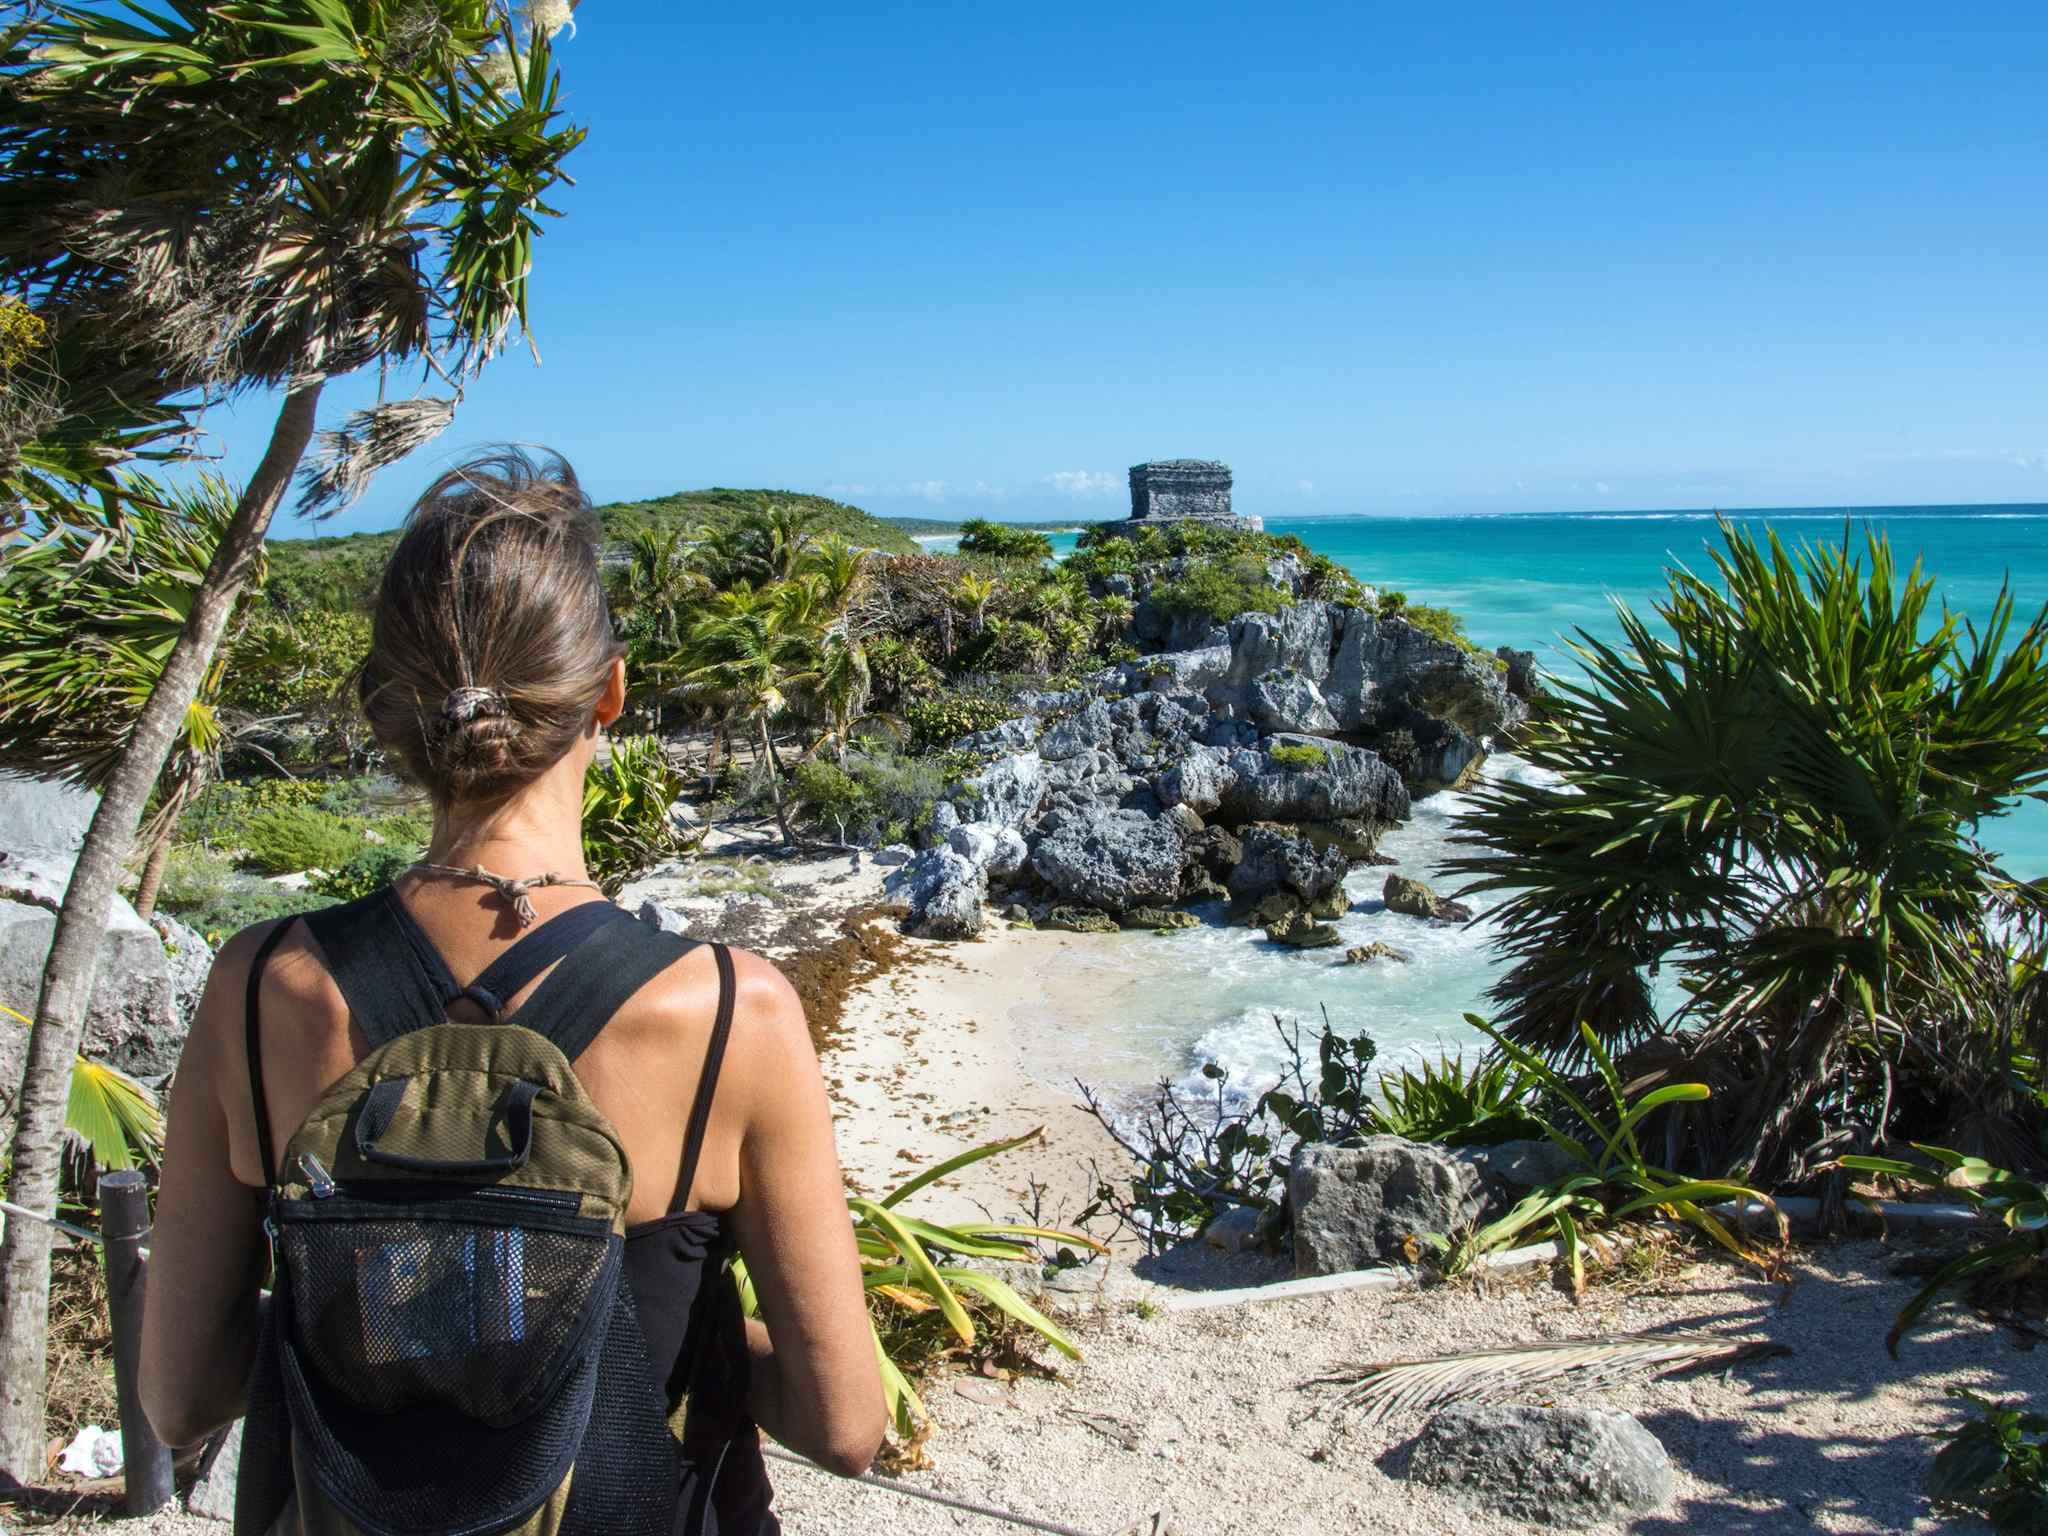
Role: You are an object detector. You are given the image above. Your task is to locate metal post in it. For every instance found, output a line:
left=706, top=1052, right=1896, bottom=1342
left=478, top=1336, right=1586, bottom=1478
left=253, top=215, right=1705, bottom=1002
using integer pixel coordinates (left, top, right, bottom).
left=99, top=1169, right=173, bottom=1515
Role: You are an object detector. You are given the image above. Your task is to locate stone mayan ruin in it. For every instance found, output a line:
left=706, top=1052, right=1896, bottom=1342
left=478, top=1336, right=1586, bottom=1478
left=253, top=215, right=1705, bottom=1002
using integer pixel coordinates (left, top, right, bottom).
left=1106, top=459, right=1263, bottom=536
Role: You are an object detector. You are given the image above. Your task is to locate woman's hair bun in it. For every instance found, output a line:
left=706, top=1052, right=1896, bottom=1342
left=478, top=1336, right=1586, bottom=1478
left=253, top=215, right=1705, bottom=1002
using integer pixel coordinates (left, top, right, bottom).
left=358, top=449, right=624, bottom=805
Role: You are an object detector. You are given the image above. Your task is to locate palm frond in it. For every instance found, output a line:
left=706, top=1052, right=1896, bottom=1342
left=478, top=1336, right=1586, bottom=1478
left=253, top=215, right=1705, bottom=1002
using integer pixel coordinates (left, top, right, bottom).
left=1308, top=1331, right=1786, bottom=1423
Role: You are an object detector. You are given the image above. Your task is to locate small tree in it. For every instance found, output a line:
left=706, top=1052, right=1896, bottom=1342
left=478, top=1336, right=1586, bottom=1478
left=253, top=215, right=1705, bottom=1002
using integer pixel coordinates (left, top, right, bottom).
left=0, top=0, right=585, bottom=1477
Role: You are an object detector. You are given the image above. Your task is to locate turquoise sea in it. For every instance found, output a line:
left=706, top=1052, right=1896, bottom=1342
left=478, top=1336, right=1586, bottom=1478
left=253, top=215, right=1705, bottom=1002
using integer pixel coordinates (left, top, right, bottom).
left=1017, top=507, right=2048, bottom=1098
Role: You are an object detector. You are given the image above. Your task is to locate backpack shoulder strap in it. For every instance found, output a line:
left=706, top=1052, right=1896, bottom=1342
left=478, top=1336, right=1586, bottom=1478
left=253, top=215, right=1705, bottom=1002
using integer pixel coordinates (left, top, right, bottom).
left=508, top=904, right=696, bottom=1063
left=299, top=889, right=449, bottom=1048
left=461, top=899, right=621, bottom=1021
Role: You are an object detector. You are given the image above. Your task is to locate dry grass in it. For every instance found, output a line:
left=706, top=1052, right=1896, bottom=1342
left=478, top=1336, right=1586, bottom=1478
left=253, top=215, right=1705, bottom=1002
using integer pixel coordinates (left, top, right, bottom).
left=45, top=1244, right=119, bottom=1448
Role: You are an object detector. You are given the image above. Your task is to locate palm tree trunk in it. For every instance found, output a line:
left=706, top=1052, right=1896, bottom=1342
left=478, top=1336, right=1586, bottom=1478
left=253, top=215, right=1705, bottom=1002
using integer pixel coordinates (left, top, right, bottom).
left=704, top=724, right=724, bottom=795
left=131, top=822, right=175, bottom=922
left=756, top=713, right=796, bottom=850
left=0, top=374, right=323, bottom=1482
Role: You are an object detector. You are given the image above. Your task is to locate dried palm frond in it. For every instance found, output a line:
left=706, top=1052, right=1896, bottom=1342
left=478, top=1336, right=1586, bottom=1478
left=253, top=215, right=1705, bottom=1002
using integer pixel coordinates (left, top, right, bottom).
left=296, top=395, right=456, bottom=519
left=1304, top=1330, right=1788, bottom=1423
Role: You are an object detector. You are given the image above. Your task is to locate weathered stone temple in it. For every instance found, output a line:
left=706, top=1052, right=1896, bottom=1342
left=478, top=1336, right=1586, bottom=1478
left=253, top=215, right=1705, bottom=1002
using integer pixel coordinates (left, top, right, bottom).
left=1103, top=460, right=1263, bottom=537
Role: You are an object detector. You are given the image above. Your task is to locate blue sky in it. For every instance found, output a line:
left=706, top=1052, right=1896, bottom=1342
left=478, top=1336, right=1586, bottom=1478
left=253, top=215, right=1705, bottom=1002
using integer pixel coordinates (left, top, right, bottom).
left=211, top=2, right=2048, bottom=536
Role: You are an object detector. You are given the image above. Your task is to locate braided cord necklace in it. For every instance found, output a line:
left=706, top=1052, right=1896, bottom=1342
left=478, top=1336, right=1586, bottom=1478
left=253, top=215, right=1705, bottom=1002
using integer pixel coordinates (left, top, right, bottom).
left=407, top=862, right=604, bottom=926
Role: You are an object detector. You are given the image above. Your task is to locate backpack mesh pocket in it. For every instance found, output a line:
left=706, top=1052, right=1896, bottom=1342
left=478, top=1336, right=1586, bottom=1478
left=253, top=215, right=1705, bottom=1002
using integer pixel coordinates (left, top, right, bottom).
left=278, top=1193, right=618, bottom=1426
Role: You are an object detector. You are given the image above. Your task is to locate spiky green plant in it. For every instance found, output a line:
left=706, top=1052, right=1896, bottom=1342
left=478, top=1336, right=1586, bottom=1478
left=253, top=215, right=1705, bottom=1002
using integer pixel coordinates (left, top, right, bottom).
left=734, top=1130, right=1104, bottom=1441
left=1417, top=1017, right=1779, bottom=1292
left=1446, top=520, right=2048, bottom=1183
left=582, top=735, right=694, bottom=890
left=1369, top=1052, right=1543, bottom=1146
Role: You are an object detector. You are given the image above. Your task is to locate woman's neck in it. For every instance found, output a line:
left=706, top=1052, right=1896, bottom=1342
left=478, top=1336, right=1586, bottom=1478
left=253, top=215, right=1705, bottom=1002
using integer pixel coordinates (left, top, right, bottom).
left=424, top=765, right=590, bottom=878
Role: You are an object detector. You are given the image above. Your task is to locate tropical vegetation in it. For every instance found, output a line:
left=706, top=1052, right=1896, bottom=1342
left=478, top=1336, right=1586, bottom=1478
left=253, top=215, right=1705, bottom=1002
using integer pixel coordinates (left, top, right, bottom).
left=1447, top=520, right=2048, bottom=1187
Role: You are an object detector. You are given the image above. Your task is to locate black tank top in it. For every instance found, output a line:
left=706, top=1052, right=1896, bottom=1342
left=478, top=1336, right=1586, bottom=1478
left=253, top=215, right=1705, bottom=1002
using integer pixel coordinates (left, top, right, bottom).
left=251, top=890, right=780, bottom=1535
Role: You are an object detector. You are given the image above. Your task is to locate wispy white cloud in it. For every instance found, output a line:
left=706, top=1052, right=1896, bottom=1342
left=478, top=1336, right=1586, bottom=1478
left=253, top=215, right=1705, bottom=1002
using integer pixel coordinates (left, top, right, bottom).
left=825, top=482, right=871, bottom=498
left=1296, top=479, right=1316, bottom=495
left=1593, top=481, right=1613, bottom=496
left=1043, top=470, right=1121, bottom=498
left=969, top=480, right=1008, bottom=499
left=905, top=480, right=949, bottom=502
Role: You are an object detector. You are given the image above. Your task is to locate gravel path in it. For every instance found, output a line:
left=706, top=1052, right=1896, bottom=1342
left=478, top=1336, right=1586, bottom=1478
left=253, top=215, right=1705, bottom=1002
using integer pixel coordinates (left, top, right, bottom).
left=10, top=1238, right=2026, bottom=1536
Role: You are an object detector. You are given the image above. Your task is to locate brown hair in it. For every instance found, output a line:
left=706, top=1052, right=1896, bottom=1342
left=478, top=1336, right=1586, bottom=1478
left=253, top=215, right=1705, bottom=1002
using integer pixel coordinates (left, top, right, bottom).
left=359, top=448, right=623, bottom=805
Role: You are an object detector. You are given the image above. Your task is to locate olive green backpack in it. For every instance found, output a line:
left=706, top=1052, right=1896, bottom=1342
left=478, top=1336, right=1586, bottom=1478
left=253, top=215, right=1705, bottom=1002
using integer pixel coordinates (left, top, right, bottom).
left=236, top=890, right=701, bottom=1536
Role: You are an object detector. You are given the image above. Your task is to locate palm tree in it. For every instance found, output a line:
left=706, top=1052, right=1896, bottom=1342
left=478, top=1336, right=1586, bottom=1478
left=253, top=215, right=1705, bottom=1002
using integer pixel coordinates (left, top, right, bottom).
left=675, top=587, right=820, bottom=848
left=1445, top=522, right=2048, bottom=1185
left=0, top=1, right=586, bottom=1476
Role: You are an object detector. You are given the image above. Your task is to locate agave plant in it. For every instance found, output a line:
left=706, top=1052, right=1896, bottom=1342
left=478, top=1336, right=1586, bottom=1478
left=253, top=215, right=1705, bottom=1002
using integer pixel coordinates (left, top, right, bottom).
left=581, top=735, right=694, bottom=890
left=1417, top=1017, right=1779, bottom=1292
left=734, top=1130, right=1105, bottom=1439
left=1837, top=1144, right=2048, bottom=1356
left=1370, top=1052, right=1543, bottom=1146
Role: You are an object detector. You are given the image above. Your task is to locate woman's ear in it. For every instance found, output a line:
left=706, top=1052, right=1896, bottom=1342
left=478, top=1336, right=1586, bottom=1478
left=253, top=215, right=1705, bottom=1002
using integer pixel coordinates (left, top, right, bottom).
left=595, top=657, right=627, bottom=728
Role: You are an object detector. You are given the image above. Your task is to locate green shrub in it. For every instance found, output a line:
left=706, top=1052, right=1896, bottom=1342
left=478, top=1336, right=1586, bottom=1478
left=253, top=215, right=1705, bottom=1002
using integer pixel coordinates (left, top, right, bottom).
left=238, top=805, right=366, bottom=875
left=1268, top=743, right=1328, bottom=772
left=1150, top=556, right=1291, bottom=624
left=178, top=776, right=336, bottom=848
left=223, top=609, right=373, bottom=716
left=1928, top=1389, right=2048, bottom=1532
left=583, top=735, right=692, bottom=889
left=957, top=519, right=1054, bottom=561
left=181, top=878, right=335, bottom=948
left=153, top=846, right=237, bottom=913
left=790, top=750, right=954, bottom=845
left=903, top=688, right=1016, bottom=752
left=313, top=843, right=421, bottom=902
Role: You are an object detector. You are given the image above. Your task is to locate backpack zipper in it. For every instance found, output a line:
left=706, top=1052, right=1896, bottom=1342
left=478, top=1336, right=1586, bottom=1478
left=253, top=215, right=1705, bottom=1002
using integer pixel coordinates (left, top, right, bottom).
left=299, top=1152, right=336, bottom=1199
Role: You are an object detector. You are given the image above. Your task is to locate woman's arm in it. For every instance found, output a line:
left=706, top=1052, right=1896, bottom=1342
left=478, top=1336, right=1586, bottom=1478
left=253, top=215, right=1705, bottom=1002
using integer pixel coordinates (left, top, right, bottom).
left=139, top=923, right=274, bottom=1448
left=723, top=952, right=886, bottom=1476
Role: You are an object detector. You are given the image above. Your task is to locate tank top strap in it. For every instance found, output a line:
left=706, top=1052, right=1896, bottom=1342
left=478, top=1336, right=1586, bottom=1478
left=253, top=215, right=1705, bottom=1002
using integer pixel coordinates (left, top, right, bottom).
left=672, top=943, right=738, bottom=1213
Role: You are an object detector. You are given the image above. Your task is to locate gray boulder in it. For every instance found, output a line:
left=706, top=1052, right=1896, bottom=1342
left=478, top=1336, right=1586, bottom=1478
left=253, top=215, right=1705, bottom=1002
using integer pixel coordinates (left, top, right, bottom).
left=1221, top=736, right=1409, bottom=824
left=1029, top=808, right=1184, bottom=913
left=954, top=717, right=1040, bottom=756
left=1156, top=744, right=1238, bottom=816
left=886, top=847, right=986, bottom=939
left=1218, top=604, right=1337, bottom=698
left=1123, top=646, right=1232, bottom=696
left=957, top=751, right=1047, bottom=831
left=1460, top=1138, right=1580, bottom=1191
left=948, top=821, right=1028, bottom=881
left=1247, top=669, right=1340, bottom=735
left=153, top=915, right=214, bottom=1029
left=1041, top=699, right=1113, bottom=763
left=1325, top=610, right=1527, bottom=740
left=1383, top=873, right=1473, bottom=923
left=1408, top=1403, right=1673, bottom=1527
left=0, top=777, right=204, bottom=1129
left=1290, top=1137, right=1489, bottom=1275
left=635, top=899, right=693, bottom=936
left=1226, top=824, right=1349, bottom=906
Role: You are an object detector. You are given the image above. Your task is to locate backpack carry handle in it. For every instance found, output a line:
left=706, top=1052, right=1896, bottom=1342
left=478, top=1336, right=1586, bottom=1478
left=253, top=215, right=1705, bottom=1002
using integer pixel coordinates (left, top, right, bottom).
left=354, top=1076, right=542, bottom=1176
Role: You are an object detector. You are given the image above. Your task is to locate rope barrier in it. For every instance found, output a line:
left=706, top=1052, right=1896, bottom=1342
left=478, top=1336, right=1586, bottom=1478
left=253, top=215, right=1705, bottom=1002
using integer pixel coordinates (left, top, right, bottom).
left=760, top=1443, right=1103, bottom=1536
left=0, top=1197, right=108, bottom=1247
